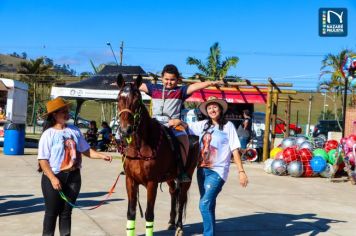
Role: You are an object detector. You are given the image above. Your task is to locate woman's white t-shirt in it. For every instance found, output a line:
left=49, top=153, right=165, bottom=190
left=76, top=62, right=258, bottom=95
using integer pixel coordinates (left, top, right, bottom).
left=188, top=120, right=240, bottom=181
left=37, top=125, right=90, bottom=174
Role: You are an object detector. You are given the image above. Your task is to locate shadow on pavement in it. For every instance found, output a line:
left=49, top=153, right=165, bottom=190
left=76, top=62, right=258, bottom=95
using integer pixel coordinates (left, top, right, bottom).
left=0, top=191, right=124, bottom=217
left=151, top=212, right=346, bottom=236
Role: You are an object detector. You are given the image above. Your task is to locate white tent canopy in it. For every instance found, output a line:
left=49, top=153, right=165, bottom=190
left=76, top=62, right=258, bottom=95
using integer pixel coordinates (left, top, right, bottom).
left=51, top=86, right=151, bottom=101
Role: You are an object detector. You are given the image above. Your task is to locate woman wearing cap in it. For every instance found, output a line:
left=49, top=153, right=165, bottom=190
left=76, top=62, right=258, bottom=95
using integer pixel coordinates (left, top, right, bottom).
left=38, top=97, right=112, bottom=236
left=176, top=97, right=248, bottom=236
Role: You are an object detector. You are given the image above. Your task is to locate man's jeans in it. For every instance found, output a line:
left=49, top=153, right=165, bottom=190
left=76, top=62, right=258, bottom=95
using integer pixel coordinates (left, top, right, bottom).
left=197, top=168, right=225, bottom=236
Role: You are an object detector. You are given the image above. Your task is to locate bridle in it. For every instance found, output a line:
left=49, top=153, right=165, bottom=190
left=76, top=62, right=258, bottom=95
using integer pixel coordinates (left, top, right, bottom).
left=117, top=96, right=143, bottom=143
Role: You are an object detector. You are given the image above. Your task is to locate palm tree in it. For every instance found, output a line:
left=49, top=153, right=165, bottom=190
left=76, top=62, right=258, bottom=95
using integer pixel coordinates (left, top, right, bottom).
left=319, top=50, right=356, bottom=126
left=186, top=42, right=239, bottom=81
left=18, top=57, right=53, bottom=124
left=319, top=49, right=353, bottom=97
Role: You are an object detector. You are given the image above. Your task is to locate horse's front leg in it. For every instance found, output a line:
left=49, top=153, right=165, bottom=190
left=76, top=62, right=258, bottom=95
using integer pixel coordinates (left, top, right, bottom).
left=145, top=181, right=158, bottom=236
left=126, top=176, right=138, bottom=236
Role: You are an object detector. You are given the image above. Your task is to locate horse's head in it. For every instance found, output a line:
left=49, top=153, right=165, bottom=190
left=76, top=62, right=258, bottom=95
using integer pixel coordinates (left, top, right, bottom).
left=117, top=74, right=143, bottom=137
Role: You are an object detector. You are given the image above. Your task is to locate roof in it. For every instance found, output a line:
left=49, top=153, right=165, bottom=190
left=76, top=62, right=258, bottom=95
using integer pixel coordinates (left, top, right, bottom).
left=98, top=65, right=147, bottom=76
left=62, top=65, right=148, bottom=90
left=0, top=78, right=28, bottom=90
left=187, top=87, right=268, bottom=104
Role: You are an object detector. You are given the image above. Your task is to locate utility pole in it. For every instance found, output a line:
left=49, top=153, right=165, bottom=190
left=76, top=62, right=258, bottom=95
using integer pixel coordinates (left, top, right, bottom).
left=342, top=75, right=350, bottom=137
left=306, top=94, right=313, bottom=136
left=262, top=84, right=273, bottom=161
left=323, top=92, right=326, bottom=120
left=120, top=41, right=124, bottom=66
left=285, top=96, right=291, bottom=138
left=106, top=42, right=119, bottom=66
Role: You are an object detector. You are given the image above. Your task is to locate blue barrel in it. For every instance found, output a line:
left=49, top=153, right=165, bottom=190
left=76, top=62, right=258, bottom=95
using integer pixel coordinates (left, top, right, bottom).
left=3, top=123, right=25, bottom=155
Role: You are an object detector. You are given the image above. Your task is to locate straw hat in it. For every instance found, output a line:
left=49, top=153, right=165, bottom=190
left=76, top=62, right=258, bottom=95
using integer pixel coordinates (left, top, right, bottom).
left=199, top=96, right=228, bottom=117
left=44, top=97, right=71, bottom=117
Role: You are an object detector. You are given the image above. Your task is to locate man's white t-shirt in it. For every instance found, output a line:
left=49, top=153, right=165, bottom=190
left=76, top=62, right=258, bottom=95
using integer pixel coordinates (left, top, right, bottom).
left=38, top=125, right=90, bottom=174
left=188, top=120, right=240, bottom=181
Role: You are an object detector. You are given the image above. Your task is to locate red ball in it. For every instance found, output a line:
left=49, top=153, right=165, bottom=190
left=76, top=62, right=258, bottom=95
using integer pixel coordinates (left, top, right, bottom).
left=283, top=147, right=299, bottom=163
left=345, top=138, right=356, bottom=149
left=298, top=148, right=312, bottom=163
left=340, top=137, right=347, bottom=145
left=325, top=140, right=338, bottom=152
left=303, top=162, right=314, bottom=177
left=348, top=134, right=356, bottom=142
left=346, top=151, right=355, bottom=166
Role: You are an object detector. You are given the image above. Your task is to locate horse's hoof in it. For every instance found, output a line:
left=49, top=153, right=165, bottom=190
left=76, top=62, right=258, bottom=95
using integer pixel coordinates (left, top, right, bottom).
left=175, top=227, right=183, bottom=236
left=167, top=223, right=176, bottom=230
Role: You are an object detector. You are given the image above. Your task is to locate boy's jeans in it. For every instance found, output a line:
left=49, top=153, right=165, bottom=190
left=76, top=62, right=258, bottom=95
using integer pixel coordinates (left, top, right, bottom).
left=197, top=168, right=225, bottom=236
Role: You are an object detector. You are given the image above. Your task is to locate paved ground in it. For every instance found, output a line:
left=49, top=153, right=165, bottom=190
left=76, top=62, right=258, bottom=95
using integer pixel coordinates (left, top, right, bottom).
left=1, top=149, right=356, bottom=236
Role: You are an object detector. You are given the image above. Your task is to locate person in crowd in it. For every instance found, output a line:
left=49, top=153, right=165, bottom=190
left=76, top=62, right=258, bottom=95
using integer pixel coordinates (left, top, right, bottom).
left=96, top=121, right=112, bottom=151
left=85, top=120, right=98, bottom=148
left=139, top=64, right=223, bottom=182
left=0, top=107, right=6, bottom=120
left=38, top=97, right=112, bottom=236
left=237, top=109, right=252, bottom=150
left=175, top=96, right=248, bottom=235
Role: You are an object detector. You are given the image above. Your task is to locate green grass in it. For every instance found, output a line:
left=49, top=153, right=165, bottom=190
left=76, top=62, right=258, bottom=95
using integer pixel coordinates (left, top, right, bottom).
left=79, top=101, right=116, bottom=125
left=26, top=133, right=41, bottom=140
left=254, top=91, right=344, bottom=125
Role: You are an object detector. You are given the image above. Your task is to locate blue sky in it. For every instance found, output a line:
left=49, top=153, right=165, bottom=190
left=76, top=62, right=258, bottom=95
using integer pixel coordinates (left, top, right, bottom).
left=0, top=0, right=355, bottom=90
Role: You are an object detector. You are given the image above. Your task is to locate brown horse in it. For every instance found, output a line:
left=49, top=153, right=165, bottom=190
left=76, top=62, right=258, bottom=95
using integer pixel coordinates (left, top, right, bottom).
left=116, top=74, right=199, bottom=236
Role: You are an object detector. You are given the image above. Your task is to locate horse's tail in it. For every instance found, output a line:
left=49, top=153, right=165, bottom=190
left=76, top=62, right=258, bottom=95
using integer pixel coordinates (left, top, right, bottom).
left=176, top=135, right=199, bottom=224
left=174, top=183, right=187, bottom=223
left=180, top=187, right=189, bottom=220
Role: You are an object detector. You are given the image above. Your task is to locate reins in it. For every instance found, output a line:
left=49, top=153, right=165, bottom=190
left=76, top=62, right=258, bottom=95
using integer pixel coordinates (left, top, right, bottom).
left=58, top=171, right=123, bottom=210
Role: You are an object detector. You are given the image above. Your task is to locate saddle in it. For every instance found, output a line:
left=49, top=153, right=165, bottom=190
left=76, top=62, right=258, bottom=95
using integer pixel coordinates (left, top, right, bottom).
left=162, top=126, right=182, bottom=162
left=161, top=125, right=199, bottom=165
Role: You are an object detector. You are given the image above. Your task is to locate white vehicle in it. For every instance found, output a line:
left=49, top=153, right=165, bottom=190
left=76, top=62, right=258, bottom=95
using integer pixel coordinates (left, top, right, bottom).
left=0, top=78, right=28, bottom=124
left=0, top=78, right=29, bottom=138
left=37, top=111, right=90, bottom=128
left=181, top=108, right=201, bottom=124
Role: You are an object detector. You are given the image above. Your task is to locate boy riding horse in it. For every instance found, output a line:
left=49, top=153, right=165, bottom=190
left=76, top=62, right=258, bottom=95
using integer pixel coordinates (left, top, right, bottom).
left=139, top=64, right=223, bottom=182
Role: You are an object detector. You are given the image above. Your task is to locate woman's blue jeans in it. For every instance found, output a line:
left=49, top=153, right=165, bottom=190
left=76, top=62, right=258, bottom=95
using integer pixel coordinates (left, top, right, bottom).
left=197, top=168, right=225, bottom=236
left=239, top=136, right=249, bottom=149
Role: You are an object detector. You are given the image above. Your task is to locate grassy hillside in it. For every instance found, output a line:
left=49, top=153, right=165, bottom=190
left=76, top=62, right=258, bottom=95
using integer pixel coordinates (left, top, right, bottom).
left=0, top=54, right=26, bottom=71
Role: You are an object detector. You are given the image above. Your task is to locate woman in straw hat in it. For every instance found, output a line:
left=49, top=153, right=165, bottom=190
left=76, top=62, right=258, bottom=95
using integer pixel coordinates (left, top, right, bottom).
left=37, top=97, right=112, bottom=236
left=175, top=96, right=248, bottom=236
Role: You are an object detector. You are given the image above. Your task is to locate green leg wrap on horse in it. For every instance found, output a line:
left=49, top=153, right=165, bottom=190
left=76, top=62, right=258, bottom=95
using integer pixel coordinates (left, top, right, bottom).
left=145, top=221, right=154, bottom=236
left=126, top=220, right=136, bottom=236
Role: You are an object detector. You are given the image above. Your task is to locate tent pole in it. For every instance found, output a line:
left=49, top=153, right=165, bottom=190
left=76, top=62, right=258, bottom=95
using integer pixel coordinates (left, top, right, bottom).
left=74, top=99, right=85, bottom=126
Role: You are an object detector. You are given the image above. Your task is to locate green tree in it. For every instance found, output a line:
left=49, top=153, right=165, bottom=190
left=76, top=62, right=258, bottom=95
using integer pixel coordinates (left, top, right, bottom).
left=186, top=42, right=239, bottom=81
left=79, top=71, right=93, bottom=81
left=18, top=57, right=53, bottom=124
left=318, top=109, right=335, bottom=121
left=319, top=49, right=356, bottom=130
left=319, top=49, right=353, bottom=96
